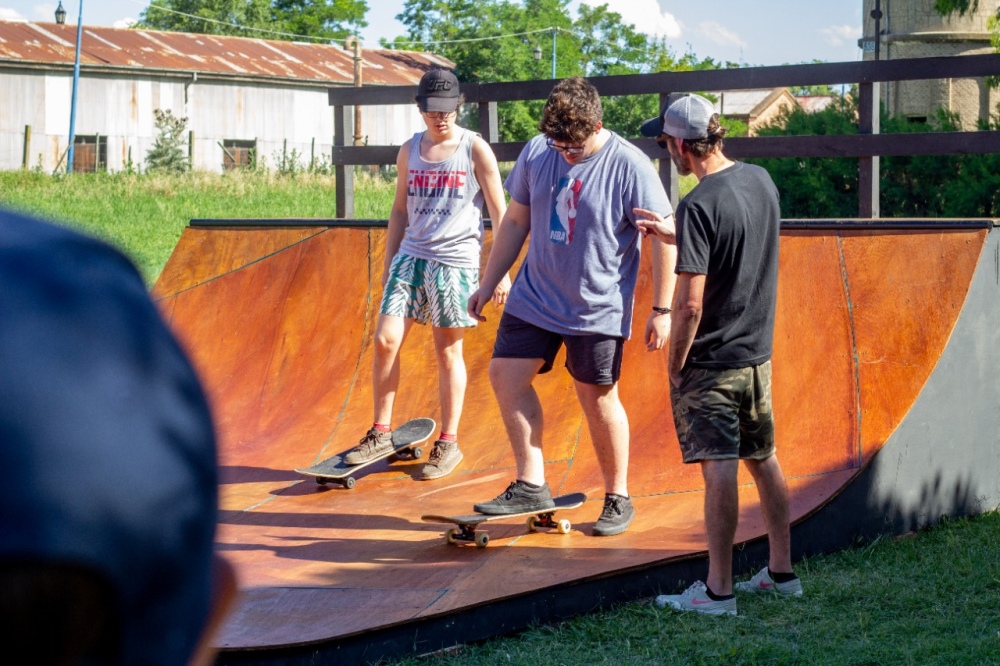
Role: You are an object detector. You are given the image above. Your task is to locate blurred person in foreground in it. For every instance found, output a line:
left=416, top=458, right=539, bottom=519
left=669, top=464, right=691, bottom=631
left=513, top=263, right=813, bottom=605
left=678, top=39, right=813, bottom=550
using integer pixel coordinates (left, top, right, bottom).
left=0, top=208, right=236, bottom=664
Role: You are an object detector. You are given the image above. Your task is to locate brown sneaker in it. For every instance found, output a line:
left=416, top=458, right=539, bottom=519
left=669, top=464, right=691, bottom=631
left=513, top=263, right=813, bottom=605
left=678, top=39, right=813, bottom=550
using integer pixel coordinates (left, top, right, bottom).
left=343, top=427, right=394, bottom=465
left=419, top=439, right=463, bottom=480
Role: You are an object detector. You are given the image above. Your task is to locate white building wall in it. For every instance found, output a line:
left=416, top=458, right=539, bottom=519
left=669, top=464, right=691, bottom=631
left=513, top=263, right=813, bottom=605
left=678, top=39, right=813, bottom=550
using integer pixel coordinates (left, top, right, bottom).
left=0, top=67, right=425, bottom=172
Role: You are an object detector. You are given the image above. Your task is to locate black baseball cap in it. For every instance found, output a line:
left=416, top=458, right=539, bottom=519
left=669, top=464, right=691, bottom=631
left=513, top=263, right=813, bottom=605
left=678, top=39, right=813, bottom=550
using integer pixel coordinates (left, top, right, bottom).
left=417, top=69, right=461, bottom=113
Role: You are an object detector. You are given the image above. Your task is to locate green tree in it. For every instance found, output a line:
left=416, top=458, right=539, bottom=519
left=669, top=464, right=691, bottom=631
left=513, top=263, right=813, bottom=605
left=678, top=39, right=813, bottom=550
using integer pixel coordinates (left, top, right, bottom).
left=392, top=0, right=722, bottom=141
left=748, top=99, right=1000, bottom=218
left=935, top=0, right=1000, bottom=86
left=139, top=0, right=367, bottom=41
left=750, top=99, right=860, bottom=218
left=272, top=0, right=368, bottom=40
left=146, top=109, right=190, bottom=174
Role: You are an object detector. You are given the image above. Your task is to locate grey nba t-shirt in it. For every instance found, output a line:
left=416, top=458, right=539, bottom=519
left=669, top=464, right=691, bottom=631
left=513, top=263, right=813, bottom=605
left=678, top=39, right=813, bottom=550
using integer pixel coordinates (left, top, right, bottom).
left=503, top=132, right=671, bottom=338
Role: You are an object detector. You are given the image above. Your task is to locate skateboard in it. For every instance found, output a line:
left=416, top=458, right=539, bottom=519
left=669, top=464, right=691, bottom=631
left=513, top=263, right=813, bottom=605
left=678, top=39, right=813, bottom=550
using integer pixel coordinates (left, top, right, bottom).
left=295, top=417, right=436, bottom=489
left=421, top=492, right=587, bottom=547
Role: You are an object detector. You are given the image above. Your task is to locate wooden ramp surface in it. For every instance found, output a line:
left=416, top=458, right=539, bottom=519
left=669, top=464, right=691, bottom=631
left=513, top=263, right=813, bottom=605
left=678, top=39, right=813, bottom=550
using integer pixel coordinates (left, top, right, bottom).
left=152, top=222, right=999, bottom=659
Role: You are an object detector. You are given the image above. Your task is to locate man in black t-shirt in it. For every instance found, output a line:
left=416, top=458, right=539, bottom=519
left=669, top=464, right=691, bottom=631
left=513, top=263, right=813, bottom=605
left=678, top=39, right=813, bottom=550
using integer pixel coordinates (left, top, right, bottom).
left=635, top=94, right=802, bottom=616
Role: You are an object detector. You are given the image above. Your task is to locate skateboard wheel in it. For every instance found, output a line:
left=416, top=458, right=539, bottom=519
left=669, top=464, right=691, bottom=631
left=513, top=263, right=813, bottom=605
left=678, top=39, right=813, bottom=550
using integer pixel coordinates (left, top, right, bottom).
left=445, top=528, right=458, bottom=544
left=526, top=516, right=539, bottom=532
left=343, top=477, right=356, bottom=489
left=474, top=532, right=489, bottom=548
left=412, top=446, right=423, bottom=460
left=557, top=519, right=571, bottom=534
left=316, top=478, right=329, bottom=486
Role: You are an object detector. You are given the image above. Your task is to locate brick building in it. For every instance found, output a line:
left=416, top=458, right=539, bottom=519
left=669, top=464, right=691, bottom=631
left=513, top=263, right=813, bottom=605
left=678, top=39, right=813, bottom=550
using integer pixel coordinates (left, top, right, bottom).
left=860, top=0, right=1000, bottom=128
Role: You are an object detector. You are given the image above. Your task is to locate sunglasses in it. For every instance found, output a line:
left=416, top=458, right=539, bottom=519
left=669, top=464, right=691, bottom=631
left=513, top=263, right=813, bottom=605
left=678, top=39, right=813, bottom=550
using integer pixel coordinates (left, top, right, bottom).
left=546, top=138, right=586, bottom=155
left=656, top=135, right=669, bottom=150
left=423, top=110, right=457, bottom=120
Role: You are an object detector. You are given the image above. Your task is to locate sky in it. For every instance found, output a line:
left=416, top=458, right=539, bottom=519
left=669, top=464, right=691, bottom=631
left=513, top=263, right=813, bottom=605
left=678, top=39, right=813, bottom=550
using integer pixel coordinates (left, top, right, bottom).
left=0, top=0, right=864, bottom=67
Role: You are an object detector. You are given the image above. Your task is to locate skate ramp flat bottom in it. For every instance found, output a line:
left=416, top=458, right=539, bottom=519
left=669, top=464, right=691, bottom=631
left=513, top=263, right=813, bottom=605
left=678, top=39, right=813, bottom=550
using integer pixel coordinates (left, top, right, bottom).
left=151, top=220, right=1000, bottom=664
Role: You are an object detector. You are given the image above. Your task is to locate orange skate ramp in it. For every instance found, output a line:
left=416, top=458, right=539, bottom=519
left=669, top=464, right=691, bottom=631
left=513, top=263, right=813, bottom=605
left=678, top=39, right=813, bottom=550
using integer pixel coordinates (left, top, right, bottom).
left=152, top=220, right=1000, bottom=663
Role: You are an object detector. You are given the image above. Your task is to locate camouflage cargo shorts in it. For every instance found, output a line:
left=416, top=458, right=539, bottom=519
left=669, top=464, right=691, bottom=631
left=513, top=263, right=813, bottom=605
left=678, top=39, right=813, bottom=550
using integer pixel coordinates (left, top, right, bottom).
left=380, top=253, right=478, bottom=328
left=669, top=361, right=775, bottom=463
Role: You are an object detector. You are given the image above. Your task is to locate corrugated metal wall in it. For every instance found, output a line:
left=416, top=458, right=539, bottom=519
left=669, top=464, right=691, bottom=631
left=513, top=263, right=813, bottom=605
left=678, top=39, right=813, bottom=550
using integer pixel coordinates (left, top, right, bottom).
left=0, top=21, right=454, bottom=173
left=0, top=70, right=426, bottom=172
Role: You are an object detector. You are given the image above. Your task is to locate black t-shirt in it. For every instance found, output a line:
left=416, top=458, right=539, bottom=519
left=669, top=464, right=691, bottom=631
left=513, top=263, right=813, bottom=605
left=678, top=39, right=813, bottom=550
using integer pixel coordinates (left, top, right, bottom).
left=675, top=161, right=781, bottom=369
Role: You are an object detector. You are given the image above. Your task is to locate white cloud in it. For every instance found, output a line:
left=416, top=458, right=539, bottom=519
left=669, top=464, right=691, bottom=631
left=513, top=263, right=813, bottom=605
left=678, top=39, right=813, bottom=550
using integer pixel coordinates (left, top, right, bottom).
left=0, top=8, right=27, bottom=21
left=819, top=24, right=861, bottom=47
left=32, top=3, right=56, bottom=21
left=697, top=21, right=747, bottom=48
left=577, top=0, right=682, bottom=39
left=113, top=17, right=136, bottom=29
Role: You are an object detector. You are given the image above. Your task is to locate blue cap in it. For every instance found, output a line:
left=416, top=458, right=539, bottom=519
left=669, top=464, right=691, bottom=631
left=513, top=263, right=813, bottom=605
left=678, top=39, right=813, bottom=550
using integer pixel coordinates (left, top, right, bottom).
left=0, top=209, right=219, bottom=664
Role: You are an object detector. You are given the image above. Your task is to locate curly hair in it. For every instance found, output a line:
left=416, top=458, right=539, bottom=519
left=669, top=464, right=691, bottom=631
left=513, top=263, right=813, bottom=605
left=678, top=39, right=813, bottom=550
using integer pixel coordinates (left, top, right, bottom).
left=538, top=77, right=602, bottom=144
left=681, top=114, right=727, bottom=157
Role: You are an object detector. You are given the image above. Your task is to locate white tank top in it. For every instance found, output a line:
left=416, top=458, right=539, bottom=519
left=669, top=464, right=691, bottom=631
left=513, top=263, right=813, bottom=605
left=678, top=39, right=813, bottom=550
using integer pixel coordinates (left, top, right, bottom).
left=398, top=129, right=485, bottom=268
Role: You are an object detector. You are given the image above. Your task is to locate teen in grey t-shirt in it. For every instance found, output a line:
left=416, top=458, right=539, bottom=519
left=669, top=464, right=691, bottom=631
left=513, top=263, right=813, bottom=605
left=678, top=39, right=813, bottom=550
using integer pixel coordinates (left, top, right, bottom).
left=467, top=77, right=677, bottom=537
left=503, top=131, right=671, bottom=338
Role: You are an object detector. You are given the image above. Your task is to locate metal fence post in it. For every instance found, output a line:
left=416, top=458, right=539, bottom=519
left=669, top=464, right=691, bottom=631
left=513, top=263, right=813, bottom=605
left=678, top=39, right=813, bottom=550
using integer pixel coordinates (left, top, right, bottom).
left=22, top=125, right=31, bottom=169
left=858, top=80, right=881, bottom=218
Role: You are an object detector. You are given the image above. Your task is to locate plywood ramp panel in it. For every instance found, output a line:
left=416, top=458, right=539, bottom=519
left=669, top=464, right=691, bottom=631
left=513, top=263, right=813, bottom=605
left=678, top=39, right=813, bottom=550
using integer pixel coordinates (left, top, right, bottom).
left=151, top=224, right=986, bottom=655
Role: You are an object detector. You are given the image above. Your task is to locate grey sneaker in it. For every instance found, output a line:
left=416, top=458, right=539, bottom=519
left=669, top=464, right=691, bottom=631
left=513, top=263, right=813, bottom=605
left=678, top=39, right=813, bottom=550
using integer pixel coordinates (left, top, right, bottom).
left=343, top=427, right=394, bottom=465
left=734, top=567, right=803, bottom=596
left=420, top=439, right=464, bottom=480
left=592, top=494, right=635, bottom=536
left=655, top=581, right=737, bottom=616
left=473, top=481, right=555, bottom=515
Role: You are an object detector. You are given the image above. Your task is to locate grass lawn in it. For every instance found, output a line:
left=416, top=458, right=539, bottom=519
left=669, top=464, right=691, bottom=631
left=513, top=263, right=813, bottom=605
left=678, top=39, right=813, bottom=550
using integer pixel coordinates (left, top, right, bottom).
left=0, top=169, right=396, bottom=284
left=391, top=513, right=1000, bottom=666
left=3, top=169, right=998, bottom=665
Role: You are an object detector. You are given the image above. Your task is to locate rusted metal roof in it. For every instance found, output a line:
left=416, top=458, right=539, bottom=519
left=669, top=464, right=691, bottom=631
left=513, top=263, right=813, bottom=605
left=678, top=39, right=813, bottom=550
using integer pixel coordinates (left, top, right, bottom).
left=0, top=19, right=453, bottom=86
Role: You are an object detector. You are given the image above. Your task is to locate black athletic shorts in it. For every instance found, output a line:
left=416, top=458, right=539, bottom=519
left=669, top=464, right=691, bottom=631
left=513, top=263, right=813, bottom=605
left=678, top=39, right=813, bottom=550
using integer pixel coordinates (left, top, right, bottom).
left=492, top=311, right=624, bottom=386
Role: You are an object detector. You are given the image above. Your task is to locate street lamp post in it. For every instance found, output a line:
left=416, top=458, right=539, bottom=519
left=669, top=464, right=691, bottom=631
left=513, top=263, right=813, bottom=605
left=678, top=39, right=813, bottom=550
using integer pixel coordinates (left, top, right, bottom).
left=54, top=1, right=66, bottom=24
left=66, top=0, right=83, bottom=173
left=533, top=29, right=557, bottom=78
left=550, top=27, right=556, bottom=79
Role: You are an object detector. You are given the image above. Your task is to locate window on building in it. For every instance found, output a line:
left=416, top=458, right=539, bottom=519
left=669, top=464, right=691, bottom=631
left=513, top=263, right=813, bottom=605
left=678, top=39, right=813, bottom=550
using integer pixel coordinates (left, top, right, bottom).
left=72, top=135, right=107, bottom=173
left=221, top=139, right=256, bottom=171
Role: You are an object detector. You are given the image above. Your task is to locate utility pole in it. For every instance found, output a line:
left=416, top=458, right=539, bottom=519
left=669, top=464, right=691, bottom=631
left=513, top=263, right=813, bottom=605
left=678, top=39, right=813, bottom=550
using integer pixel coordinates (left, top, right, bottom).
left=346, top=36, right=364, bottom=146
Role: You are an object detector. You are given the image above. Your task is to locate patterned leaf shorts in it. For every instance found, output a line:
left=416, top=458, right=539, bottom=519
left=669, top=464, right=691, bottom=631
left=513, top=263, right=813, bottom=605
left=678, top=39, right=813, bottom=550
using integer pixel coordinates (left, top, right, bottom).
left=380, top=253, right=479, bottom=328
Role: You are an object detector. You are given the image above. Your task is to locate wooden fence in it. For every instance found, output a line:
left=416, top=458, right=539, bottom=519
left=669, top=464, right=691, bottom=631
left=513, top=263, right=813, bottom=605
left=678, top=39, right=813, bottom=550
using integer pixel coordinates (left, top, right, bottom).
left=328, top=53, right=1000, bottom=219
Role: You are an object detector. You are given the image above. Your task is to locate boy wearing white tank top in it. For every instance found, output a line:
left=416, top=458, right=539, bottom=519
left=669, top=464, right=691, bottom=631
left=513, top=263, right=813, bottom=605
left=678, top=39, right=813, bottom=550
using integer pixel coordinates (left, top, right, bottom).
left=343, top=69, right=509, bottom=480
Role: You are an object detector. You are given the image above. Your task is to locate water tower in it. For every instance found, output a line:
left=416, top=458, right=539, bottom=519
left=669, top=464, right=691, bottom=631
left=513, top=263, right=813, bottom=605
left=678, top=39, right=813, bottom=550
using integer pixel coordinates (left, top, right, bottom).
left=861, top=0, right=999, bottom=128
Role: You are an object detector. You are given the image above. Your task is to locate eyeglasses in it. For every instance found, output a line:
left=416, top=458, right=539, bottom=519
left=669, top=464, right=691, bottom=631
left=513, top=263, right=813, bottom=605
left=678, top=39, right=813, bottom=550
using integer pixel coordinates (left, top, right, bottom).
left=656, top=135, right=670, bottom=150
left=423, top=110, right=457, bottom=120
left=545, top=138, right=586, bottom=155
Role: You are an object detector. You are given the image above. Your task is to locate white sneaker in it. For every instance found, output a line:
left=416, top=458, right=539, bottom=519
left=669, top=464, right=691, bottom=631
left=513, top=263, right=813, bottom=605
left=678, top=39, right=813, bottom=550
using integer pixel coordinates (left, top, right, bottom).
left=734, top=567, right=803, bottom=596
left=655, top=581, right=737, bottom=616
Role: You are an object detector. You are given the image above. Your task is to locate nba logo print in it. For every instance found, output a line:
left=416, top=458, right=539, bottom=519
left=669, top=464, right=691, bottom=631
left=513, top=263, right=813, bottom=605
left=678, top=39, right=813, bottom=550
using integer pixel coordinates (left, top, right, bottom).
left=550, top=177, right=582, bottom=244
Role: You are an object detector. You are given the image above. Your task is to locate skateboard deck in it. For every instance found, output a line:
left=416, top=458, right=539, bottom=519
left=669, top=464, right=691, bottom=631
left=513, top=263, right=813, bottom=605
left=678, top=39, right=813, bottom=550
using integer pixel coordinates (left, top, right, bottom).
left=295, top=417, right=435, bottom=489
left=421, top=492, right=587, bottom=547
